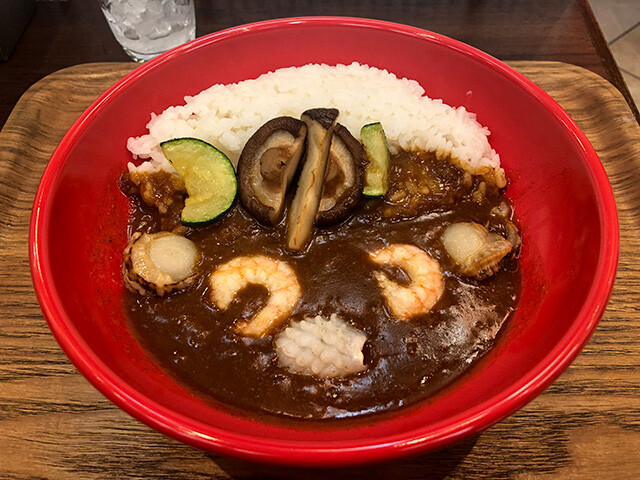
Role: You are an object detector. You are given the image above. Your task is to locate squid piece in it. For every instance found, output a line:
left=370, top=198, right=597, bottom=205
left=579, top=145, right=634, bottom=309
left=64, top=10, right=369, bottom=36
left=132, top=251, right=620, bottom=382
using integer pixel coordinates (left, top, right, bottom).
left=275, top=314, right=367, bottom=378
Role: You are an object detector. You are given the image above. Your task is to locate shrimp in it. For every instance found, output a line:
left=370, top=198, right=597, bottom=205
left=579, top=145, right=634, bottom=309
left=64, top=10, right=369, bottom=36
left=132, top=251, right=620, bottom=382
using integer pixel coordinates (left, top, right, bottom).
left=209, top=255, right=301, bottom=337
left=369, top=244, right=444, bottom=320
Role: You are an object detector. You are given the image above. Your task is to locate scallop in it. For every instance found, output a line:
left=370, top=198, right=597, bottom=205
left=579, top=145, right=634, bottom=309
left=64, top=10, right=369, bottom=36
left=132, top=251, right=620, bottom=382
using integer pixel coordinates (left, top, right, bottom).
left=316, top=123, right=365, bottom=226
left=274, top=314, right=367, bottom=378
left=441, top=222, right=513, bottom=279
left=122, top=231, right=199, bottom=296
left=236, top=116, right=307, bottom=226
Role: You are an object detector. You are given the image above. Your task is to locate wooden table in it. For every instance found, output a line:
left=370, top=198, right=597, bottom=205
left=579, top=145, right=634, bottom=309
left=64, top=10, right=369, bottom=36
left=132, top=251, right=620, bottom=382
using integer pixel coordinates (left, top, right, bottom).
left=1, top=1, right=639, bottom=478
left=1, top=0, right=638, bottom=129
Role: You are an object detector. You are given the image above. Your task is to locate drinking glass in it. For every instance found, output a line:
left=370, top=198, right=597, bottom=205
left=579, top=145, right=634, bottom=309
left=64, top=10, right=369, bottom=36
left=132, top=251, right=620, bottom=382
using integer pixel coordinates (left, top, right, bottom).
left=98, top=0, right=196, bottom=62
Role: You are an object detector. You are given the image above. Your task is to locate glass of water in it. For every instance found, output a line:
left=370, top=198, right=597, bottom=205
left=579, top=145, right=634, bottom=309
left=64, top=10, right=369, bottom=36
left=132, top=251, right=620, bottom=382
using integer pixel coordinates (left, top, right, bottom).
left=98, top=0, right=196, bottom=62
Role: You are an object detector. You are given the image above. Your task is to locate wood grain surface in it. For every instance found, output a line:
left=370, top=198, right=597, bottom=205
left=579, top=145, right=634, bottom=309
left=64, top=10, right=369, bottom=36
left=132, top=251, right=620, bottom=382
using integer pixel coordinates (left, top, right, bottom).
left=0, top=62, right=639, bottom=479
left=3, top=0, right=639, bottom=129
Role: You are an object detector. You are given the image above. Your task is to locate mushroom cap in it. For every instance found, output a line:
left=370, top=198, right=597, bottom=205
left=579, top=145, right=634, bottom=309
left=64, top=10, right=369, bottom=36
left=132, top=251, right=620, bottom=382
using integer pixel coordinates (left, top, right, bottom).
left=237, top=116, right=307, bottom=226
left=316, top=123, right=366, bottom=226
left=302, top=107, right=340, bottom=129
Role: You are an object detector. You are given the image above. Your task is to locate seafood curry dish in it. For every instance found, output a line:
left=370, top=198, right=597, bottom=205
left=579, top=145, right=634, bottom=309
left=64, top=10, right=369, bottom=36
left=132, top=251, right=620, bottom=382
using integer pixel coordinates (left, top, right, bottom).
left=120, top=65, right=521, bottom=420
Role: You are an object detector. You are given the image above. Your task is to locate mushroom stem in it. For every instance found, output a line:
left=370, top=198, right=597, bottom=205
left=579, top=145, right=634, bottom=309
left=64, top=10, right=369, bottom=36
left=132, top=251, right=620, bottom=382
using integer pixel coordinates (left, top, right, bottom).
left=286, top=108, right=339, bottom=251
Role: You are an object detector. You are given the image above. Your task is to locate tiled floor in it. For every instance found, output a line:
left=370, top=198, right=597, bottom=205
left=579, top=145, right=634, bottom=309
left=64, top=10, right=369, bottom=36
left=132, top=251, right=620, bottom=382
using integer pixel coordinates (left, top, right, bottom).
left=590, top=0, right=640, bottom=107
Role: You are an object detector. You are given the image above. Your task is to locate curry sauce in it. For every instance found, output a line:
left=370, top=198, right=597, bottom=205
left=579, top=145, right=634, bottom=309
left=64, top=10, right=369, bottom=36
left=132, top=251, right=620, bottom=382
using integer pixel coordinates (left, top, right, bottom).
left=122, top=150, right=520, bottom=419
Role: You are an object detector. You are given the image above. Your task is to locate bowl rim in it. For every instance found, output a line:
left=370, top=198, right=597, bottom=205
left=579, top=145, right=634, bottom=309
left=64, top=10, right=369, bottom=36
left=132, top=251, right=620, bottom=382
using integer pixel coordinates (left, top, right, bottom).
left=29, top=16, right=620, bottom=467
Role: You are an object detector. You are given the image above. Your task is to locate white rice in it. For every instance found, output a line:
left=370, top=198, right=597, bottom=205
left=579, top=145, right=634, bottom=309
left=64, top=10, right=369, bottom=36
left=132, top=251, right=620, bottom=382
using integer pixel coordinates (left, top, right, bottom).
left=127, top=62, right=503, bottom=184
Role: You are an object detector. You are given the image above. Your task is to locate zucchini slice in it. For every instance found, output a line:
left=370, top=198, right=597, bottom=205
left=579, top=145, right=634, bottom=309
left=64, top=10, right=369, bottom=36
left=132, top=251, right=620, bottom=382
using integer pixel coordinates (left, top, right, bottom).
left=361, top=122, right=391, bottom=197
left=161, top=138, right=237, bottom=226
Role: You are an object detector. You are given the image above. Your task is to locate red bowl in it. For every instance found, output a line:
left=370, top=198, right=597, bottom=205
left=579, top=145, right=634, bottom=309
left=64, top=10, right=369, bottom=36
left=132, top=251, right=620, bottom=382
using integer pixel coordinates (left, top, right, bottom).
left=29, top=17, right=618, bottom=466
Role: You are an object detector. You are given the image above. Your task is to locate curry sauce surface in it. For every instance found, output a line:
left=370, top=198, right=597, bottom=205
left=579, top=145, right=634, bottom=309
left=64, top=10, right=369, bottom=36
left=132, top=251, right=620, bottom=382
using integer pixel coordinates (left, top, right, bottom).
left=123, top=150, right=520, bottom=419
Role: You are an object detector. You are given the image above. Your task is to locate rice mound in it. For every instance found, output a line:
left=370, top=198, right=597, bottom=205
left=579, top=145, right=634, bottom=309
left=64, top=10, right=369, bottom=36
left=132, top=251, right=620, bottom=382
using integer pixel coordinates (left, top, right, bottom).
left=127, top=62, right=504, bottom=186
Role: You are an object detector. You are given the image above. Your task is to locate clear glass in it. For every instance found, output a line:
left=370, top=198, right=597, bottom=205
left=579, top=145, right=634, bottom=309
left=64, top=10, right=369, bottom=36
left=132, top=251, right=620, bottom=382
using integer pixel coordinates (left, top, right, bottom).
left=98, top=0, right=196, bottom=62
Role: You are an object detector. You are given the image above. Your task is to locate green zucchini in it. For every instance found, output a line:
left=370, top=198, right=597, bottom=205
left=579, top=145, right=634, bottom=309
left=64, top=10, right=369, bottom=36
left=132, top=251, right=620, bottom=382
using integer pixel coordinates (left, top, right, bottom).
left=160, top=138, right=237, bottom=226
left=360, top=123, right=391, bottom=197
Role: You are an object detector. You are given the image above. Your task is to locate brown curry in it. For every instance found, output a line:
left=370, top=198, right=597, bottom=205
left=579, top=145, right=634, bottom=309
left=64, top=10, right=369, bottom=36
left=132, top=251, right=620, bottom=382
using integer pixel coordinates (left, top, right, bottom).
left=121, top=149, right=520, bottom=420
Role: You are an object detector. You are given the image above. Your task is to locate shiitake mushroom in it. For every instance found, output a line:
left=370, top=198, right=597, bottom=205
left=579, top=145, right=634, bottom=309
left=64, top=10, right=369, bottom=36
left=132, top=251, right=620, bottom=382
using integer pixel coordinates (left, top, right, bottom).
left=316, top=123, right=366, bottom=226
left=286, top=108, right=339, bottom=251
left=237, top=116, right=307, bottom=226
left=237, top=110, right=366, bottom=250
